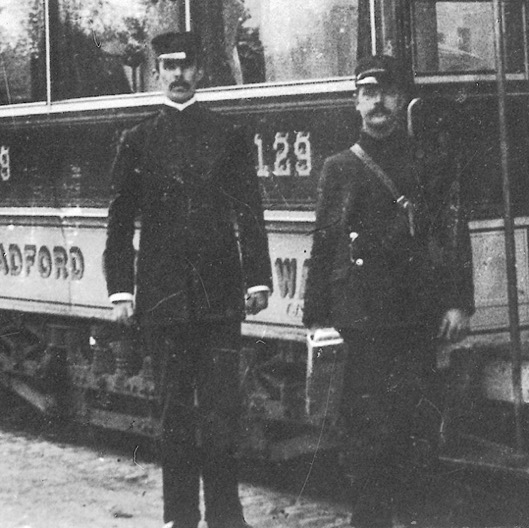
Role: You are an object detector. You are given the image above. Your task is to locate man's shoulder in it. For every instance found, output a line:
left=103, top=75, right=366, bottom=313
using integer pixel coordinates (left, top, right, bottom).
left=193, top=106, right=252, bottom=152
left=326, top=148, right=356, bottom=164
left=121, top=109, right=162, bottom=140
left=195, top=104, right=239, bottom=132
left=323, top=148, right=361, bottom=173
left=319, top=147, right=373, bottom=191
left=120, top=104, right=243, bottom=144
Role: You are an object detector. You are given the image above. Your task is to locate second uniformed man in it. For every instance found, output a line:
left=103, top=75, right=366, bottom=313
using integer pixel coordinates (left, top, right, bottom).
left=303, top=55, right=475, bottom=527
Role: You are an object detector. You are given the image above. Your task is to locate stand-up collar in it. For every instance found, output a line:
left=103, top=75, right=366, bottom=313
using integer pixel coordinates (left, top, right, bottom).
left=163, top=96, right=197, bottom=112
left=357, top=127, right=416, bottom=193
left=358, top=127, right=409, bottom=157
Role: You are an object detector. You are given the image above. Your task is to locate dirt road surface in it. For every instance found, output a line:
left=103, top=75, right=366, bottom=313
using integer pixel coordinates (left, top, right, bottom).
left=0, top=424, right=353, bottom=528
left=2, top=388, right=529, bottom=528
left=0, top=389, right=352, bottom=528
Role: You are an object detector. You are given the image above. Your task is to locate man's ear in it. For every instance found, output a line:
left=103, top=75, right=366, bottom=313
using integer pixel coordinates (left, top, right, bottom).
left=196, top=67, right=205, bottom=83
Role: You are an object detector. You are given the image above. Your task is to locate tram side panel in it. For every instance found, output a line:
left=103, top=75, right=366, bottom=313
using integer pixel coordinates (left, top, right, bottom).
left=0, top=104, right=359, bottom=450
left=0, top=216, right=110, bottom=320
left=0, top=98, right=528, bottom=449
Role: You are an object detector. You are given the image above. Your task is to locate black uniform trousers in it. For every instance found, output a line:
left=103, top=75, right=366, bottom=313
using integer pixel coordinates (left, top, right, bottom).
left=144, top=321, right=244, bottom=528
left=338, top=325, right=440, bottom=527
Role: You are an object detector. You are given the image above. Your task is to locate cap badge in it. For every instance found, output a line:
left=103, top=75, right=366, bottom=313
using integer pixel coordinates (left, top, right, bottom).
left=158, top=52, right=187, bottom=60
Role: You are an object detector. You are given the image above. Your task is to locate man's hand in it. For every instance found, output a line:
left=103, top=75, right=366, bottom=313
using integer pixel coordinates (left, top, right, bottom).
left=112, top=300, right=135, bottom=326
left=245, top=291, right=269, bottom=315
left=437, top=308, right=470, bottom=343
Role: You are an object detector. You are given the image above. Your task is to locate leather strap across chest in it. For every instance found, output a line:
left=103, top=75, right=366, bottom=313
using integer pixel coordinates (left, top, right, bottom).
left=350, top=143, right=416, bottom=236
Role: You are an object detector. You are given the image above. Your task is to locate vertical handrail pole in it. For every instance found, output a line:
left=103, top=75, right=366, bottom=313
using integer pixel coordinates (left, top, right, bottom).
left=185, top=0, right=192, bottom=32
left=44, top=0, right=52, bottom=107
left=492, top=0, right=525, bottom=452
left=369, top=0, right=377, bottom=55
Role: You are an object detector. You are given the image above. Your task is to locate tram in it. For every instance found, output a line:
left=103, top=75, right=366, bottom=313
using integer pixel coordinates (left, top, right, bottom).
left=0, top=0, right=528, bottom=462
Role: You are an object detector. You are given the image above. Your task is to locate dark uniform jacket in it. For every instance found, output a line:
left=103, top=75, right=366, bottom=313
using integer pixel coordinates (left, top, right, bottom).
left=104, top=103, right=272, bottom=327
left=303, top=129, right=474, bottom=331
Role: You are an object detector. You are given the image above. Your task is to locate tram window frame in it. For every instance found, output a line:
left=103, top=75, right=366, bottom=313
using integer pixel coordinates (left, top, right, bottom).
left=0, top=0, right=368, bottom=118
left=411, top=0, right=528, bottom=84
left=0, top=0, right=47, bottom=106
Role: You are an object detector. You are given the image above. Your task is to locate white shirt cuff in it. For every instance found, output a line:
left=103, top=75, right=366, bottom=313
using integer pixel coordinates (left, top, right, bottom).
left=246, top=285, right=270, bottom=295
left=109, top=292, right=134, bottom=304
left=110, top=288, right=268, bottom=304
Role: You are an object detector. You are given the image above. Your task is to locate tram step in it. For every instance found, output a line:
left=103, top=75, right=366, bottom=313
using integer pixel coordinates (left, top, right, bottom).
left=269, top=432, right=339, bottom=461
left=0, top=371, right=57, bottom=414
left=440, top=433, right=529, bottom=477
left=482, top=359, right=529, bottom=403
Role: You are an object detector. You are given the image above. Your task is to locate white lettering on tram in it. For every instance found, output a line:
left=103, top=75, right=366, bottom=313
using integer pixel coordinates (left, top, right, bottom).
left=254, top=131, right=313, bottom=177
left=275, top=258, right=297, bottom=298
left=254, top=134, right=269, bottom=177
left=274, top=257, right=310, bottom=319
left=273, top=132, right=292, bottom=176
left=0, top=243, right=85, bottom=280
left=294, top=131, right=312, bottom=177
left=0, top=146, right=10, bottom=182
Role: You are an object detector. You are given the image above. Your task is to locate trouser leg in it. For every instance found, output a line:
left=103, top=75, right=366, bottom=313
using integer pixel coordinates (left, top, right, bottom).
left=194, top=322, right=246, bottom=528
left=339, top=327, right=438, bottom=527
left=147, top=326, right=201, bottom=527
left=339, top=332, right=394, bottom=527
left=390, top=329, right=441, bottom=518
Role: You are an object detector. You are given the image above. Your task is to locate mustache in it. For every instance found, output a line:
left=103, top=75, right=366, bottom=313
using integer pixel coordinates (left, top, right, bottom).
left=369, top=105, right=391, bottom=116
left=170, top=81, right=191, bottom=90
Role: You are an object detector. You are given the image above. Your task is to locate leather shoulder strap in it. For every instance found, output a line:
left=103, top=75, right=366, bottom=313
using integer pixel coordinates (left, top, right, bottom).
left=350, top=143, right=416, bottom=236
left=350, top=143, right=402, bottom=201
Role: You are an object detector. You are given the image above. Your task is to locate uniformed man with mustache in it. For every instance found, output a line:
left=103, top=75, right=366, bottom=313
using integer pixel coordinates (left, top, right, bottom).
left=303, top=55, right=475, bottom=527
left=104, top=31, right=272, bottom=528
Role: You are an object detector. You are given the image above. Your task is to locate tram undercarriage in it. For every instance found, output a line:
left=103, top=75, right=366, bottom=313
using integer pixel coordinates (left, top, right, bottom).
left=3, top=308, right=529, bottom=475
left=0, top=310, right=343, bottom=459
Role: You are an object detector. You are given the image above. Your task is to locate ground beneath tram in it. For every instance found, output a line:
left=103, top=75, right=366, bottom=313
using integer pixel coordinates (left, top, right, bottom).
left=1, top=388, right=529, bottom=528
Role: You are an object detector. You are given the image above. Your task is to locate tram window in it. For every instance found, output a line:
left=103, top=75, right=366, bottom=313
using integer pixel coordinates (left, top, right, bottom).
left=1, top=0, right=363, bottom=103
left=413, top=1, right=525, bottom=75
left=49, top=0, right=360, bottom=99
left=195, top=0, right=359, bottom=87
left=50, top=0, right=151, bottom=100
left=0, top=0, right=46, bottom=105
left=0, top=124, right=116, bottom=208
